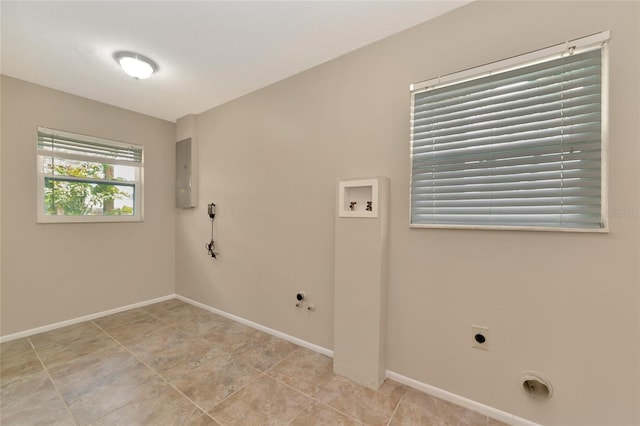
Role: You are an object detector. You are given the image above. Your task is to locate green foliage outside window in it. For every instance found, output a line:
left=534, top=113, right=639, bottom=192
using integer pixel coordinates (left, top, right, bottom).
left=45, top=163, right=133, bottom=216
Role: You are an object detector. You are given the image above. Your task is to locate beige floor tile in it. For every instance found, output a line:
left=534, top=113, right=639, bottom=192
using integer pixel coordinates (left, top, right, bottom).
left=266, top=347, right=335, bottom=396
left=145, top=336, right=226, bottom=380
left=93, top=308, right=155, bottom=331
left=48, top=345, right=139, bottom=402
left=50, top=349, right=164, bottom=425
left=170, top=352, right=261, bottom=412
left=316, top=376, right=408, bottom=426
left=0, top=370, right=75, bottom=426
left=231, top=332, right=297, bottom=371
left=290, top=401, right=362, bottom=426
left=101, top=312, right=167, bottom=345
left=156, top=304, right=213, bottom=326
left=90, top=382, right=205, bottom=426
left=142, top=298, right=189, bottom=315
left=208, top=374, right=312, bottom=425
left=192, top=320, right=265, bottom=354
left=29, top=321, right=102, bottom=348
left=488, top=417, right=512, bottom=426
left=4, top=306, right=509, bottom=426
left=176, top=313, right=236, bottom=338
left=389, top=388, right=503, bottom=426
left=188, top=413, right=220, bottom=426
left=69, top=375, right=163, bottom=425
left=0, top=338, right=43, bottom=385
left=29, top=322, right=117, bottom=369
left=119, top=324, right=191, bottom=360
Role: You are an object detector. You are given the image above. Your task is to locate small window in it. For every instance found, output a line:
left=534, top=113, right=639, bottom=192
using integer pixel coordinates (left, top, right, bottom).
left=37, top=127, right=143, bottom=223
left=409, top=32, right=608, bottom=231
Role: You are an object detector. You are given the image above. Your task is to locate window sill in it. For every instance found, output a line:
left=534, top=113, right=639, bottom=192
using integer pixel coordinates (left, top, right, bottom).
left=37, top=215, right=143, bottom=224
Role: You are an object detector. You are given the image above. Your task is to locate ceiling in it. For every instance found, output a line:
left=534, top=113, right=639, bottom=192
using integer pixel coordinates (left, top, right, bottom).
left=1, top=1, right=469, bottom=122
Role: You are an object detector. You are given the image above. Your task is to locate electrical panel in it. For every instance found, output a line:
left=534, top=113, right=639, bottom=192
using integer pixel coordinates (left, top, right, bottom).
left=176, top=138, right=194, bottom=208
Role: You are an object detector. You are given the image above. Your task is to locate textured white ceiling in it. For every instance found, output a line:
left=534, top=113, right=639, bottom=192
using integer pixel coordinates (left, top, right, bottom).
left=1, top=1, right=469, bottom=122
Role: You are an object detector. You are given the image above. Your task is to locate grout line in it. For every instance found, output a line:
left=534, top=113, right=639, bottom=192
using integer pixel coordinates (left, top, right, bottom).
left=112, top=302, right=274, bottom=415
left=265, top=372, right=363, bottom=425
left=205, top=370, right=265, bottom=416
left=173, top=316, right=363, bottom=425
left=30, top=305, right=388, bottom=426
left=139, top=303, right=239, bottom=358
left=261, top=346, right=298, bottom=376
left=90, top=321, right=214, bottom=420
left=286, top=397, right=314, bottom=426
left=27, top=337, right=80, bottom=426
left=386, top=390, right=408, bottom=426
left=254, top=373, right=315, bottom=424
left=91, top=317, right=260, bottom=424
left=120, top=329, right=313, bottom=424
left=310, top=401, right=366, bottom=426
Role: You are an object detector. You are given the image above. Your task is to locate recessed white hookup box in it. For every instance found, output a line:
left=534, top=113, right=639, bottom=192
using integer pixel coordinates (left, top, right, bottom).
left=338, top=178, right=379, bottom=218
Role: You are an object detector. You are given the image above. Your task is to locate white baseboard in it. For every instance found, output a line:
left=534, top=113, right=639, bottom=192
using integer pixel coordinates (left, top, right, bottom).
left=385, top=370, right=541, bottom=426
left=175, top=294, right=333, bottom=358
left=1, top=293, right=537, bottom=426
left=0, top=294, right=176, bottom=343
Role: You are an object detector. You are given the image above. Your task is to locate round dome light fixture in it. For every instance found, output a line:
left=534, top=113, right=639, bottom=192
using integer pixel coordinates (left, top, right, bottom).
left=114, top=51, right=158, bottom=80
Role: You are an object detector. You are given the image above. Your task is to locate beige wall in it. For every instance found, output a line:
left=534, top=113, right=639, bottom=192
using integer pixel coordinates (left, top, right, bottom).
left=0, top=76, right=176, bottom=335
left=176, top=2, right=640, bottom=425
left=0, top=73, right=3, bottom=337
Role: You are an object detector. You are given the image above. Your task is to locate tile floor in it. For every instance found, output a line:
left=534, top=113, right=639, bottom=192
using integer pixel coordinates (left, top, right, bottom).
left=1, top=299, right=509, bottom=425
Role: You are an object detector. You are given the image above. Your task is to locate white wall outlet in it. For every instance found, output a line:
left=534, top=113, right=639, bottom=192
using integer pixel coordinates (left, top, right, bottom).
left=471, top=325, right=489, bottom=351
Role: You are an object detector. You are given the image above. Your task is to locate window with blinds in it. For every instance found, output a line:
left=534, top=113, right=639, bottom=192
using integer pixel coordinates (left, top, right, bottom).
left=409, top=32, right=608, bottom=231
left=36, top=127, right=144, bottom=223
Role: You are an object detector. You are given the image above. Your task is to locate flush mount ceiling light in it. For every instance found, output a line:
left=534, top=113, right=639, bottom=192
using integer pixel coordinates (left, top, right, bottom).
left=114, top=51, right=158, bottom=80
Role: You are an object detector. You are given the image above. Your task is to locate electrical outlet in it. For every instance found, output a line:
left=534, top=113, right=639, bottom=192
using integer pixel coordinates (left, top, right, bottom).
left=471, top=325, right=489, bottom=351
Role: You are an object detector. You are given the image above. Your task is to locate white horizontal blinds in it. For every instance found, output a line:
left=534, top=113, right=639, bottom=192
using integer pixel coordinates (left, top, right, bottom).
left=411, top=48, right=603, bottom=229
left=37, top=129, right=142, bottom=165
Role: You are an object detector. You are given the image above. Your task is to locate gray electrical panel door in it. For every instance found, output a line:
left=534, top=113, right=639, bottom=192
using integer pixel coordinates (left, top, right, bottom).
left=176, top=138, right=194, bottom=208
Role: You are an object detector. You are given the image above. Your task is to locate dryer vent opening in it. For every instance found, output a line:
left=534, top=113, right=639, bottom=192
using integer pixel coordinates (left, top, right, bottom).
left=522, top=373, right=553, bottom=399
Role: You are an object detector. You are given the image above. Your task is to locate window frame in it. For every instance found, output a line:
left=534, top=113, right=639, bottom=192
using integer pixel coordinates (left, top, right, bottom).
left=36, top=127, right=144, bottom=224
left=409, top=31, right=609, bottom=232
